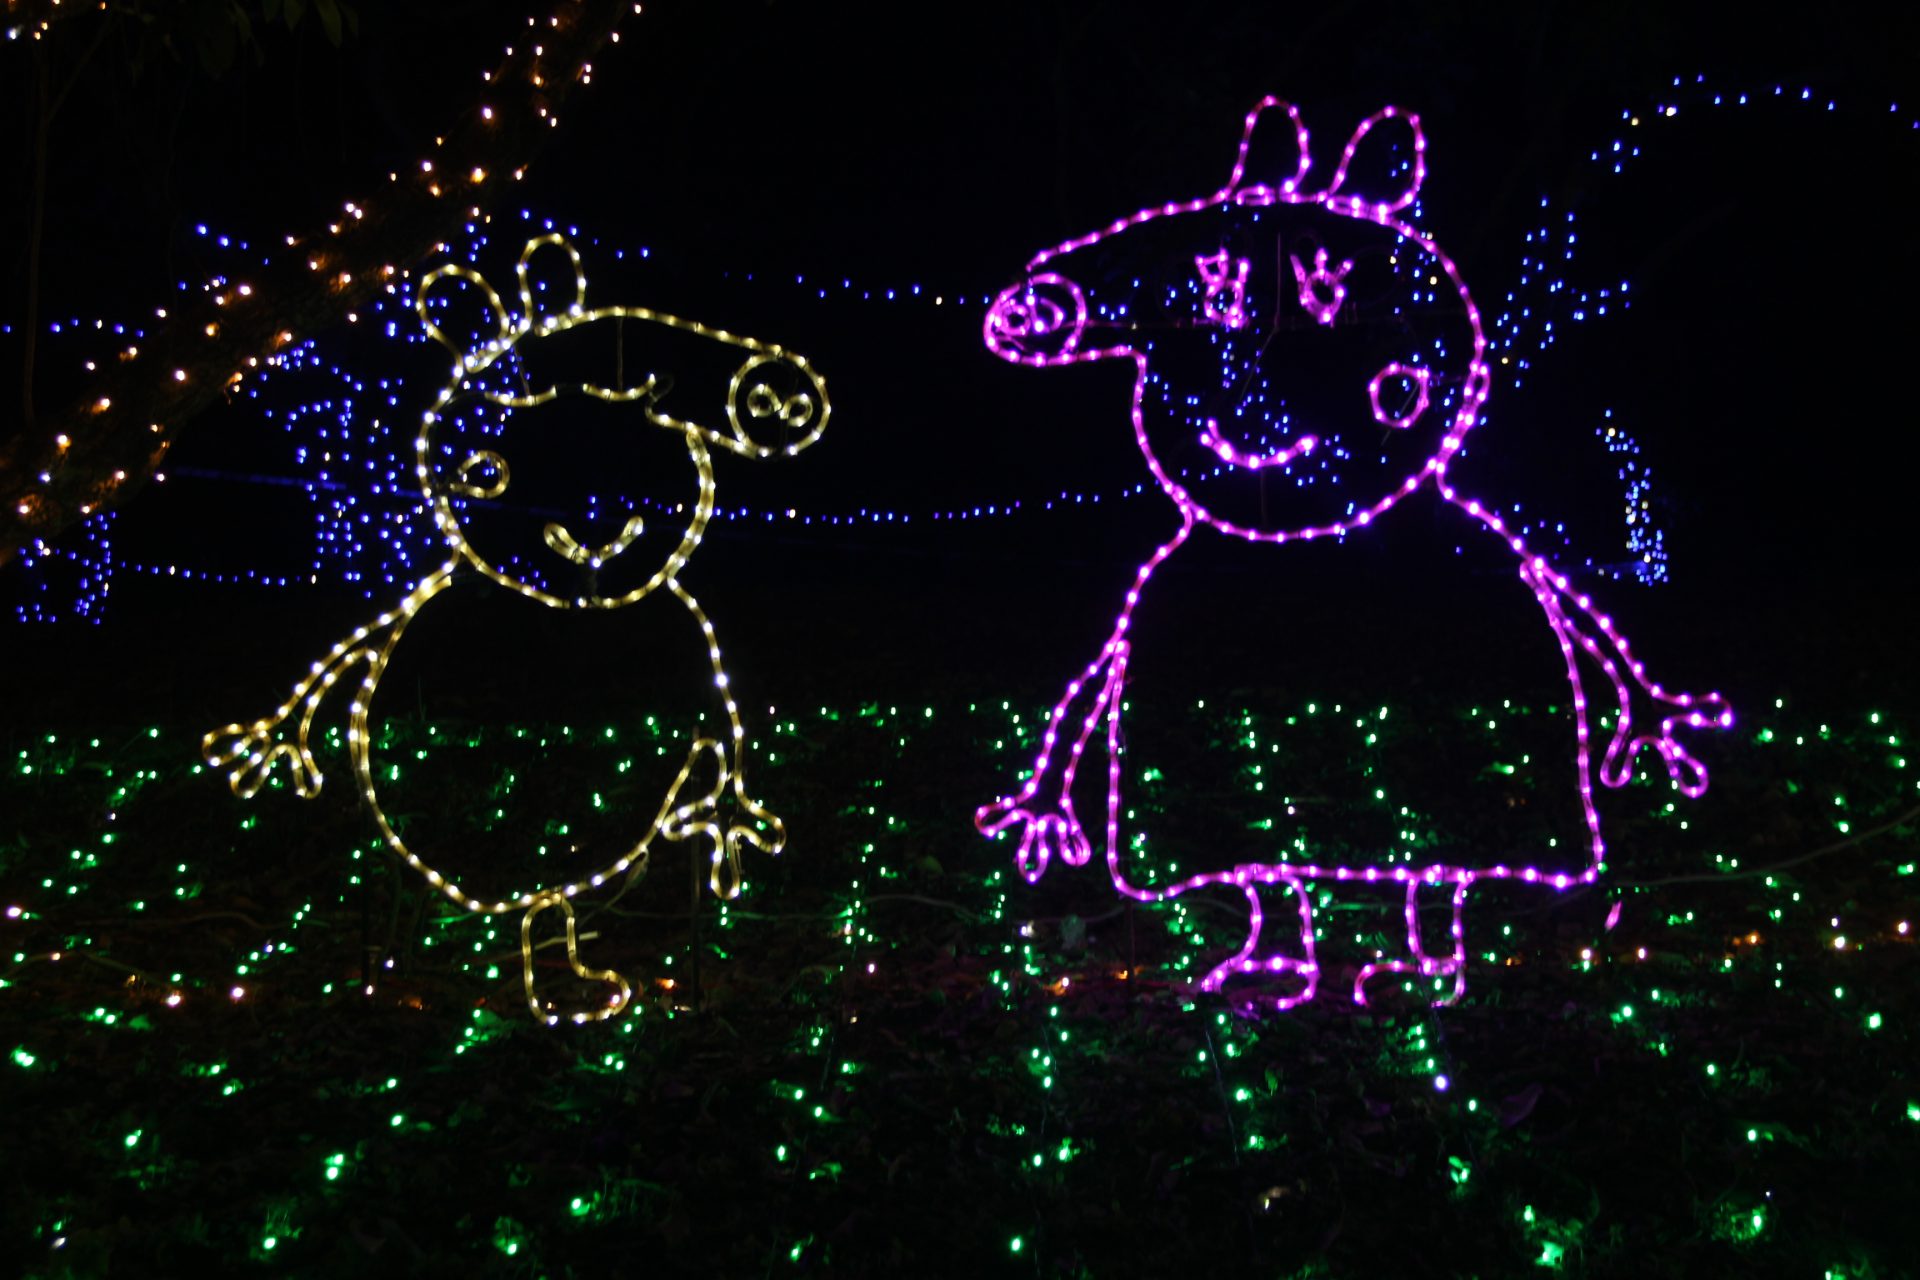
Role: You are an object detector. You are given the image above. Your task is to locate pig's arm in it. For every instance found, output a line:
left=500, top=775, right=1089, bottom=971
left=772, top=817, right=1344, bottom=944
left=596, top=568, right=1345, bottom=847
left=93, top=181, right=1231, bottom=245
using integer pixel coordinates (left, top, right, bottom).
left=202, top=564, right=457, bottom=799
left=977, top=514, right=1196, bottom=882
left=1442, top=488, right=1731, bottom=798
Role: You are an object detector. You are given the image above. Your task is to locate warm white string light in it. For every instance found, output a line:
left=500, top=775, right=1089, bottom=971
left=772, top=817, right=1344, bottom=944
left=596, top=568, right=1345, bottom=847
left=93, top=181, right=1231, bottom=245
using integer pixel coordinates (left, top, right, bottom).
left=204, top=234, right=829, bottom=1024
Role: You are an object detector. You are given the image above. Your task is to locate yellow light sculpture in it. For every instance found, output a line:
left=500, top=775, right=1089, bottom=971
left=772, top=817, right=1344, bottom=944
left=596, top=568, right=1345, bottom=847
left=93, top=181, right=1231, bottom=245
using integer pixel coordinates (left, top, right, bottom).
left=203, top=234, right=829, bottom=1025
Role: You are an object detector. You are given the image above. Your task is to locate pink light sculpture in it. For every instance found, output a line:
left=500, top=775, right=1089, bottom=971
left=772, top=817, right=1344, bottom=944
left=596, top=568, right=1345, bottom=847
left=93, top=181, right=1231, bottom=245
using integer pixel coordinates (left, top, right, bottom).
left=975, top=98, right=1731, bottom=1011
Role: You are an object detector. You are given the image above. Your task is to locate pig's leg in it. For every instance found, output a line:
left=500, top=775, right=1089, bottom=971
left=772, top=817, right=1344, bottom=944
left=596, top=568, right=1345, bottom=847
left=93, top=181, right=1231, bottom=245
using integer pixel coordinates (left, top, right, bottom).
left=520, top=893, right=633, bottom=1027
left=1410, top=876, right=1470, bottom=1005
left=1352, top=873, right=1470, bottom=1006
left=1193, top=870, right=1319, bottom=1012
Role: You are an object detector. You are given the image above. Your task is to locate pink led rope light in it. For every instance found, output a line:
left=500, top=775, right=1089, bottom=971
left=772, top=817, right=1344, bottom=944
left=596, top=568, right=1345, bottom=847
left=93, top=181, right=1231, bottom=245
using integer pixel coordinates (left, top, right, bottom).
left=1289, top=246, right=1353, bottom=326
left=1368, top=362, right=1431, bottom=429
left=976, top=97, right=1730, bottom=1011
left=1194, top=249, right=1251, bottom=329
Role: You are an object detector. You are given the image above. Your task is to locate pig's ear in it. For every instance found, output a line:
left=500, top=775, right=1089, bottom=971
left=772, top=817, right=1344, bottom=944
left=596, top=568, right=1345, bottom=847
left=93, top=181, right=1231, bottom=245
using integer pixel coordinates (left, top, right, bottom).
left=515, top=233, right=588, bottom=332
left=1225, top=96, right=1312, bottom=203
left=417, top=264, right=512, bottom=363
left=1322, top=106, right=1426, bottom=219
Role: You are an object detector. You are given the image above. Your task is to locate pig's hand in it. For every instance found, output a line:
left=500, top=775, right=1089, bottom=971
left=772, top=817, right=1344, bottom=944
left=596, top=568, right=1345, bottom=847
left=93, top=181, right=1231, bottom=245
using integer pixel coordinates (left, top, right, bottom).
left=978, top=797, right=1095, bottom=884
left=200, top=613, right=400, bottom=802
left=1598, top=686, right=1732, bottom=798
left=975, top=647, right=1127, bottom=882
left=203, top=711, right=324, bottom=801
left=1521, top=558, right=1732, bottom=800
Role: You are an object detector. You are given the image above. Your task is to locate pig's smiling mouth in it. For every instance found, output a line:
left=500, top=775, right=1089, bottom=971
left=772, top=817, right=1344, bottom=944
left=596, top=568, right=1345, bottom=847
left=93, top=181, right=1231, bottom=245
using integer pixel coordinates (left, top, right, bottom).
left=1199, top=417, right=1319, bottom=471
left=542, top=513, right=647, bottom=569
left=1196, top=355, right=1439, bottom=470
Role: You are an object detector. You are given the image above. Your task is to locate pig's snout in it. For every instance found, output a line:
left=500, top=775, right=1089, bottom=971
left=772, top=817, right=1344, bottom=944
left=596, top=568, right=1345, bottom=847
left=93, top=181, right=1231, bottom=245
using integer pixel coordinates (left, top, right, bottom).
left=983, top=274, right=1088, bottom=364
left=726, top=351, right=829, bottom=455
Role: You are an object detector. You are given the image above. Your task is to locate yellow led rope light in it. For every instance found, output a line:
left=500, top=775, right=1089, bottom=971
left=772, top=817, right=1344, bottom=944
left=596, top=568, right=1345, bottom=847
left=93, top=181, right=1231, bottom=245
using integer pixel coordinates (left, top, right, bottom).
left=204, top=234, right=828, bottom=1025
left=522, top=894, right=631, bottom=1019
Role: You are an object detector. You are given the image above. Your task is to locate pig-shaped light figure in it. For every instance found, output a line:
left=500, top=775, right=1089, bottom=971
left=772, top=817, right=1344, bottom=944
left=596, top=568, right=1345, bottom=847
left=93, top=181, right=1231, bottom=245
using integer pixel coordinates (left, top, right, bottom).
left=204, top=234, right=828, bottom=1024
left=976, top=99, right=1730, bottom=1009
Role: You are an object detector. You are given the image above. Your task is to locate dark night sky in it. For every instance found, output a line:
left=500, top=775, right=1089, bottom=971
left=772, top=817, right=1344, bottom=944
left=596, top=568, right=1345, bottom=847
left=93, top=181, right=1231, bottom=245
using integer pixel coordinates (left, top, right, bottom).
left=4, top=0, right=1916, bottom=715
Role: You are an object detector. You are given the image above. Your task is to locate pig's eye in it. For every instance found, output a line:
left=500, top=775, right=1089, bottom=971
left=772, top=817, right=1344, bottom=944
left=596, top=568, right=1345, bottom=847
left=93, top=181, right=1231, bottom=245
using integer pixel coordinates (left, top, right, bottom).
left=1290, top=248, right=1355, bottom=326
left=1194, top=250, right=1250, bottom=330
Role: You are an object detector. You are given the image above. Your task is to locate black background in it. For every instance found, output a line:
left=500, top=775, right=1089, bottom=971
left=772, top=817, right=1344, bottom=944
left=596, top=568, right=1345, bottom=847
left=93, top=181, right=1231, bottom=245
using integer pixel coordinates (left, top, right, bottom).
left=3, top=0, right=1916, bottom=723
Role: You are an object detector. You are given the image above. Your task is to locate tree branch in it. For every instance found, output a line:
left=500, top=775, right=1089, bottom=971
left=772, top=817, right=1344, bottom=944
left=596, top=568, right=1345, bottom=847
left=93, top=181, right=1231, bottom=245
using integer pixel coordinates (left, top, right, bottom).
left=0, top=0, right=634, bottom=568
left=21, top=9, right=113, bottom=438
